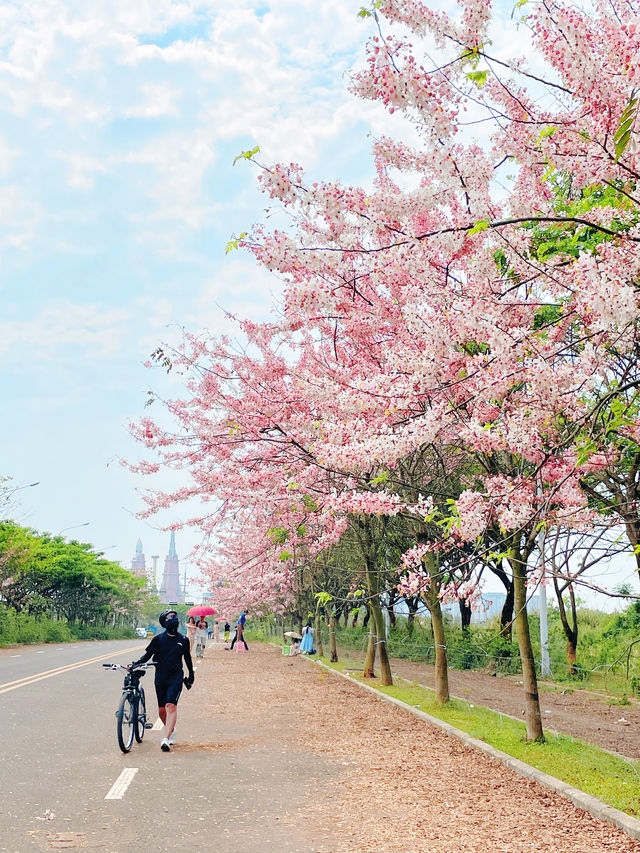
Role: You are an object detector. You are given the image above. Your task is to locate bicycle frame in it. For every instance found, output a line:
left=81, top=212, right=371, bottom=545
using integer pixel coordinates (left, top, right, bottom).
left=103, top=663, right=155, bottom=753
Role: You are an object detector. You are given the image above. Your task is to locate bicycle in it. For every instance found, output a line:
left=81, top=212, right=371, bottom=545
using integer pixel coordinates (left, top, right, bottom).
left=103, top=662, right=155, bottom=753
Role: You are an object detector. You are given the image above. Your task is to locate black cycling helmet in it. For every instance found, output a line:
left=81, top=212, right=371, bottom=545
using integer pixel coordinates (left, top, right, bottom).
left=159, top=609, right=178, bottom=627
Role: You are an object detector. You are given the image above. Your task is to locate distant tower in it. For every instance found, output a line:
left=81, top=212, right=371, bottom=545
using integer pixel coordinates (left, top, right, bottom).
left=131, top=539, right=147, bottom=579
left=151, top=555, right=159, bottom=590
left=159, top=532, right=183, bottom=604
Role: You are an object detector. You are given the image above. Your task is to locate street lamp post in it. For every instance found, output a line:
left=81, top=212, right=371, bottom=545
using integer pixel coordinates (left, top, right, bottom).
left=57, top=522, right=90, bottom=537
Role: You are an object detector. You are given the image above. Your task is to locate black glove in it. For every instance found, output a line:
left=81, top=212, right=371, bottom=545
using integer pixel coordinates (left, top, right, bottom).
left=183, top=674, right=194, bottom=690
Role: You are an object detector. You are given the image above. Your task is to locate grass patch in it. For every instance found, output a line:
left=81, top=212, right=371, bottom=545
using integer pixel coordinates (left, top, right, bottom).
left=317, top=657, right=640, bottom=818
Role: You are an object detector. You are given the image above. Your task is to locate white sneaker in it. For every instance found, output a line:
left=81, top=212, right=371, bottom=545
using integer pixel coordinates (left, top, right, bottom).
left=160, top=737, right=171, bottom=752
left=168, top=730, right=176, bottom=745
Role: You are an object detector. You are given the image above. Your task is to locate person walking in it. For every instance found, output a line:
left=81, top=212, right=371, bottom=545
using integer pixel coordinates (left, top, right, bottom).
left=129, top=609, right=194, bottom=752
left=300, top=621, right=315, bottom=654
left=185, top=615, right=197, bottom=651
left=223, top=622, right=230, bottom=643
left=195, top=619, right=208, bottom=658
left=229, top=614, right=248, bottom=651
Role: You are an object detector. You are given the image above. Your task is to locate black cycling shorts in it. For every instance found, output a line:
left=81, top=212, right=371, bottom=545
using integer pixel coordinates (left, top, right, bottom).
left=154, top=672, right=183, bottom=707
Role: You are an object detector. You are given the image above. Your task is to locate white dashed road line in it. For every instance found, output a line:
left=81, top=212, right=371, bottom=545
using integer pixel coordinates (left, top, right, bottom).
left=152, top=717, right=163, bottom=731
left=105, top=768, right=138, bottom=800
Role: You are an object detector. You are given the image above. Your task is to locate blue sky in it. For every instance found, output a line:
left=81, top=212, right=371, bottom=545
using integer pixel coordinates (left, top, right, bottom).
left=1, top=0, right=637, bottom=605
left=0, top=0, right=389, bottom=590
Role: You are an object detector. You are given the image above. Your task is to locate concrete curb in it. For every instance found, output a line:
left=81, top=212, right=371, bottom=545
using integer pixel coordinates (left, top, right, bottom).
left=308, top=656, right=640, bottom=842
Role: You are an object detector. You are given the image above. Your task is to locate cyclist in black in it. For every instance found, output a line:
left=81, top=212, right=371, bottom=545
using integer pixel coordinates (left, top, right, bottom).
left=130, top=609, right=194, bottom=752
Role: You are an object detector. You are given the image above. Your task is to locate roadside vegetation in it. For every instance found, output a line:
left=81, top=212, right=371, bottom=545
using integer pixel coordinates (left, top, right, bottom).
left=251, top=600, right=640, bottom=699
left=317, top=656, right=640, bottom=818
left=0, top=520, right=152, bottom=647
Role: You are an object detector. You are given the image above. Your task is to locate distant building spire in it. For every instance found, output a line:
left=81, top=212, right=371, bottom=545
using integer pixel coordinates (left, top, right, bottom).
left=159, top=531, right=182, bottom=604
left=130, top=539, right=146, bottom=579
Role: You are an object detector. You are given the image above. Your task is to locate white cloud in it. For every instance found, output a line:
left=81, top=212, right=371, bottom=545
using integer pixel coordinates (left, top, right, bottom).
left=0, top=186, right=41, bottom=250
left=123, top=83, right=181, bottom=117
left=120, top=129, right=216, bottom=226
left=0, top=303, right=129, bottom=359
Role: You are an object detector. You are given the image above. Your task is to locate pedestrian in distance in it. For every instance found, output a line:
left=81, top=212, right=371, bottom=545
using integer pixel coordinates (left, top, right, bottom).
left=235, top=621, right=248, bottom=652
left=289, top=637, right=301, bottom=656
left=213, top=621, right=220, bottom=642
left=207, top=623, right=212, bottom=640
left=223, top=622, right=230, bottom=643
left=129, top=609, right=194, bottom=752
left=300, top=621, right=315, bottom=654
left=185, top=615, right=197, bottom=651
left=229, top=612, right=248, bottom=651
left=195, top=619, right=208, bottom=659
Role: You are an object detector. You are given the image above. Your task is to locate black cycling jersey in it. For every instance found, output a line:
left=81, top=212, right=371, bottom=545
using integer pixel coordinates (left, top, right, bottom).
left=136, top=630, right=193, bottom=679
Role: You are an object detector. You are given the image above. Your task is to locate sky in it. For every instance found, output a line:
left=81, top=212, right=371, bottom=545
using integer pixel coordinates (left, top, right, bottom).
left=1, top=0, right=638, bottom=606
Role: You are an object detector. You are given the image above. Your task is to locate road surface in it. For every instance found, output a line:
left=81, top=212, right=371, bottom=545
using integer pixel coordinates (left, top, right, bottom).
left=2, top=639, right=639, bottom=853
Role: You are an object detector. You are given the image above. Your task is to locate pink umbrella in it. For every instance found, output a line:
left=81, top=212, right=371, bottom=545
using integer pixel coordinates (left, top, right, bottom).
left=186, top=605, right=216, bottom=618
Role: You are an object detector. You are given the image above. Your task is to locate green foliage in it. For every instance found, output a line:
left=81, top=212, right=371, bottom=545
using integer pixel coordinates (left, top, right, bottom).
left=0, top=607, right=137, bottom=647
left=468, top=218, right=489, bottom=235
left=357, top=1, right=381, bottom=17
left=614, top=92, right=638, bottom=161
left=225, top=231, right=247, bottom=254
left=0, top=521, right=147, bottom=632
left=465, top=70, right=488, bottom=87
left=232, top=145, right=260, bottom=166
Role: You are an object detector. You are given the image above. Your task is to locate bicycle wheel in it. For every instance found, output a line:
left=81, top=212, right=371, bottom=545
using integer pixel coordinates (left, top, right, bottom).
left=134, top=687, right=146, bottom=743
left=117, top=693, right=136, bottom=753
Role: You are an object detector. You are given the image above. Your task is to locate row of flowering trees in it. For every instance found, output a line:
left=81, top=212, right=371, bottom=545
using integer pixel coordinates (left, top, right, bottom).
left=132, top=0, right=640, bottom=741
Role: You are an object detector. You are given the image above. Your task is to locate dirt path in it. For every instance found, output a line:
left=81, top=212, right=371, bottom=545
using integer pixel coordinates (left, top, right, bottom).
left=365, top=653, right=640, bottom=759
left=193, top=642, right=638, bottom=852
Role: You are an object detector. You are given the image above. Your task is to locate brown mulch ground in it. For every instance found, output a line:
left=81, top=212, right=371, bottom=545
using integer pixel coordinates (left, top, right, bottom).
left=338, top=647, right=640, bottom=760
left=200, top=643, right=640, bottom=852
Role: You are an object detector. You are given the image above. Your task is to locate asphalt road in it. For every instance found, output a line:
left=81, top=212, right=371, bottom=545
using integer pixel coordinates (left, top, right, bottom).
left=0, top=639, right=328, bottom=853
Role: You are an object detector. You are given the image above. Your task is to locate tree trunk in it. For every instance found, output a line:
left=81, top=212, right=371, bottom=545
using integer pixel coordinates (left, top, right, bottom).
left=459, top=597, right=472, bottom=634
left=553, top=574, right=579, bottom=675
left=329, top=612, right=338, bottom=662
left=351, top=607, right=359, bottom=628
left=370, top=598, right=393, bottom=685
left=386, top=588, right=398, bottom=628
left=363, top=630, right=376, bottom=678
left=405, top=596, right=419, bottom=635
left=487, top=559, right=515, bottom=640
left=511, top=547, right=545, bottom=742
left=362, top=603, right=371, bottom=629
left=315, top=612, right=324, bottom=657
left=424, top=570, right=449, bottom=703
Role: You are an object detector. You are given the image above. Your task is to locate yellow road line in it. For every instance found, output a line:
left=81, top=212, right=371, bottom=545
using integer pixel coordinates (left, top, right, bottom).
left=0, top=645, right=144, bottom=695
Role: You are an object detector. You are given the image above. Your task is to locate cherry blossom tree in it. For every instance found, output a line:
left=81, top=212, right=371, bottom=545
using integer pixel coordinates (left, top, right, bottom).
left=132, top=0, right=640, bottom=742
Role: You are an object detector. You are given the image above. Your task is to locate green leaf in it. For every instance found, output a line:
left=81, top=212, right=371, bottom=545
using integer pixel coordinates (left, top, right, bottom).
left=357, top=6, right=372, bottom=16
left=576, top=438, right=598, bottom=466
left=614, top=93, right=638, bottom=162
left=225, top=231, right=246, bottom=254
left=468, top=219, right=490, bottom=236
left=232, top=145, right=260, bottom=166
left=466, top=70, right=488, bottom=87
left=267, top=527, right=289, bottom=545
